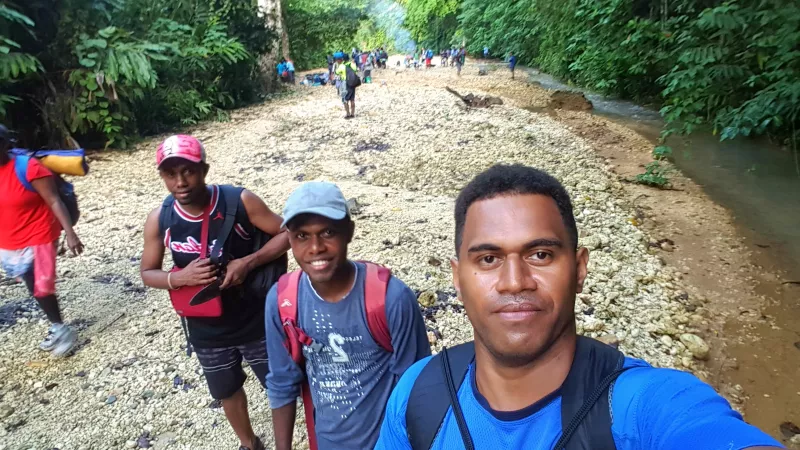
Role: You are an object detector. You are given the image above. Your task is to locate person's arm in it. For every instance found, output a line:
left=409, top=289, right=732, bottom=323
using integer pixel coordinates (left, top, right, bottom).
left=385, top=278, right=432, bottom=376
left=219, top=189, right=290, bottom=289
left=140, top=207, right=217, bottom=289
left=265, top=284, right=305, bottom=450
left=29, top=176, right=83, bottom=255
left=272, top=402, right=297, bottom=450
left=621, top=367, right=784, bottom=449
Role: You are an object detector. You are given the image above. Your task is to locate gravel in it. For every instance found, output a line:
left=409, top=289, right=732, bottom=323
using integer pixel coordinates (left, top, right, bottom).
left=0, top=61, right=711, bottom=449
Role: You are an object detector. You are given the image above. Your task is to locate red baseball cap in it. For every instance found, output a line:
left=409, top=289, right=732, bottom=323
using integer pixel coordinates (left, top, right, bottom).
left=156, top=135, right=206, bottom=168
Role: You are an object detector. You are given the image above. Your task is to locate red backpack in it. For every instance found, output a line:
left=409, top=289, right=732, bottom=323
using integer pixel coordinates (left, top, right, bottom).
left=276, top=262, right=393, bottom=450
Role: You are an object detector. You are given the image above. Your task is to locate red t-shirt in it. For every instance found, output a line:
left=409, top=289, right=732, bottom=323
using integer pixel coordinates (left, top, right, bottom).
left=0, top=157, right=62, bottom=249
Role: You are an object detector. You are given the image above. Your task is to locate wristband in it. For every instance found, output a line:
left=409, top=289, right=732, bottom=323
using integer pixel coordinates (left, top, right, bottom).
left=167, top=272, right=175, bottom=290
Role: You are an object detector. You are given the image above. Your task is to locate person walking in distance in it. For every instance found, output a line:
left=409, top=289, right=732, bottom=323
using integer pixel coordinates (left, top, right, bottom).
left=0, top=125, right=83, bottom=357
left=456, top=47, right=465, bottom=76
left=375, top=164, right=782, bottom=450
left=140, top=135, right=290, bottom=450
left=509, top=52, right=518, bottom=79
left=334, top=53, right=359, bottom=119
left=266, top=181, right=431, bottom=450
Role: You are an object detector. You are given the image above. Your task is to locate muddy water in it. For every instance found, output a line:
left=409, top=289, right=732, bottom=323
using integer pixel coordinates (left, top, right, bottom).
left=527, top=68, right=800, bottom=271
left=525, top=68, right=800, bottom=440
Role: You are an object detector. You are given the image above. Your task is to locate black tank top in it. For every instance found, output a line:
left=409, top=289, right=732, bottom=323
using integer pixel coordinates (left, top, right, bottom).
left=159, top=185, right=265, bottom=348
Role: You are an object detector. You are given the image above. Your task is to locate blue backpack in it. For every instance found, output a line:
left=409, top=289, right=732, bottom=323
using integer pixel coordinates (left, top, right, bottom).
left=13, top=154, right=80, bottom=226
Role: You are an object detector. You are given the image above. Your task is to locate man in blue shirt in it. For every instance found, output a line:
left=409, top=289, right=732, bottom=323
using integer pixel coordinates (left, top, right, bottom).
left=509, top=52, right=518, bottom=79
left=266, top=181, right=431, bottom=450
left=375, top=164, right=782, bottom=450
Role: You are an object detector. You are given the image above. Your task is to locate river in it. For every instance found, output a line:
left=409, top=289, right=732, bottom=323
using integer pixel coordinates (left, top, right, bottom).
left=525, top=70, right=800, bottom=271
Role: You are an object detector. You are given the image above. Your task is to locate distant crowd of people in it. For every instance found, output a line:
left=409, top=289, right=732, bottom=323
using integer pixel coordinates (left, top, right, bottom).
left=403, top=47, right=466, bottom=75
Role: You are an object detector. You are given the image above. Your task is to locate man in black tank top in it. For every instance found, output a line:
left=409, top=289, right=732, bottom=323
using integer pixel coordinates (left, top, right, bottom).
left=140, top=135, right=290, bottom=450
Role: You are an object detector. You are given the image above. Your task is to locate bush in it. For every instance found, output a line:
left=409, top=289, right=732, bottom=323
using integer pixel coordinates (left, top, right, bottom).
left=0, top=0, right=274, bottom=149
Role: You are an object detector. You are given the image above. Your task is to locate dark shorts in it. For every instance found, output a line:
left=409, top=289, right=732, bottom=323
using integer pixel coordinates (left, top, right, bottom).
left=194, top=337, right=268, bottom=400
left=343, top=86, right=356, bottom=102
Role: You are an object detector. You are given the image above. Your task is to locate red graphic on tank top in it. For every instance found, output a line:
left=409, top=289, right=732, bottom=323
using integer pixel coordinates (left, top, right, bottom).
left=169, top=236, right=218, bottom=254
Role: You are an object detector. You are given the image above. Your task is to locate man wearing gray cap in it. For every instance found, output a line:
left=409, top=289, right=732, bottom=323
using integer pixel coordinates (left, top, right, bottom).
left=265, top=181, right=431, bottom=450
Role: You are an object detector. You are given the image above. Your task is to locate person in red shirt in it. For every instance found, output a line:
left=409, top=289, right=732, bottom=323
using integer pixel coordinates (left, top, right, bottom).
left=0, top=126, right=84, bottom=356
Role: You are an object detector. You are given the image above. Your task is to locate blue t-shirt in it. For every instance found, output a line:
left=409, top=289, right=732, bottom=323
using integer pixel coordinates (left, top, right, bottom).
left=266, top=262, right=432, bottom=450
left=376, top=356, right=783, bottom=450
left=509, top=55, right=518, bottom=68
left=277, top=62, right=286, bottom=74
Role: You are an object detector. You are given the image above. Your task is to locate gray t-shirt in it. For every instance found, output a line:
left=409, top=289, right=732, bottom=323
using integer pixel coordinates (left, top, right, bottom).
left=266, top=262, right=431, bottom=450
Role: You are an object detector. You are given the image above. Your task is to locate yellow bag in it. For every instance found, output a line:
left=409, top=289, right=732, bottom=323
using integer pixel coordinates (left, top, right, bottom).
left=12, top=149, right=88, bottom=176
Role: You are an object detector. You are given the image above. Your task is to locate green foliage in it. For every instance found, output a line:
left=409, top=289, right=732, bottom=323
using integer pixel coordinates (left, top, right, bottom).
left=653, top=145, right=673, bottom=159
left=404, top=0, right=459, bottom=49
left=1, top=0, right=274, bottom=148
left=0, top=4, right=43, bottom=115
left=660, top=0, right=800, bottom=142
left=283, top=0, right=368, bottom=70
left=636, top=161, right=670, bottom=187
left=458, top=0, right=537, bottom=61
left=455, top=0, right=799, bottom=183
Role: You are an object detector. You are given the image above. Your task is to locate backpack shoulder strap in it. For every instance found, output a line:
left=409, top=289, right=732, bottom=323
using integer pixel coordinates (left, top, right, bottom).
left=556, top=336, right=627, bottom=450
left=276, top=269, right=320, bottom=450
left=362, top=262, right=393, bottom=352
left=406, top=341, right=475, bottom=450
left=13, top=154, right=34, bottom=192
left=210, top=185, right=243, bottom=265
left=158, top=194, right=176, bottom=245
left=276, top=270, right=307, bottom=364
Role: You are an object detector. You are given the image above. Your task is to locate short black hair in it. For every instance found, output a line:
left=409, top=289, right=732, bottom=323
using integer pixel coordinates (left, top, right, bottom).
left=454, top=164, right=578, bottom=254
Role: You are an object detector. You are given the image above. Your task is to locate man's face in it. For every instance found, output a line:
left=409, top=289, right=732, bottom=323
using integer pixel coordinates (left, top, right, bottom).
left=288, top=215, right=353, bottom=285
left=451, top=194, right=588, bottom=367
left=158, top=159, right=208, bottom=206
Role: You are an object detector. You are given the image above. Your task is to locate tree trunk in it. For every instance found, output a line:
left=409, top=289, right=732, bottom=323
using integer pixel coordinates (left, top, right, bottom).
left=278, top=0, right=291, bottom=60
left=257, top=0, right=289, bottom=92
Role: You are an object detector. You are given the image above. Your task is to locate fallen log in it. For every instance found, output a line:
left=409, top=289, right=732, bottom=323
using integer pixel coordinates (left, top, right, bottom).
left=445, top=87, right=503, bottom=108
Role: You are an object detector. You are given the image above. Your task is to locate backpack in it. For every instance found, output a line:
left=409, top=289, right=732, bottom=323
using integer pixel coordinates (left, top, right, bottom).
left=14, top=154, right=80, bottom=226
left=405, top=336, right=629, bottom=450
left=277, top=262, right=392, bottom=450
left=345, top=63, right=361, bottom=88
left=159, top=185, right=288, bottom=354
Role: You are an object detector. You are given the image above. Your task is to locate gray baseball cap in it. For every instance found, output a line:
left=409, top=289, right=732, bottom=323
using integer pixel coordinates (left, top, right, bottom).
left=281, top=181, right=348, bottom=228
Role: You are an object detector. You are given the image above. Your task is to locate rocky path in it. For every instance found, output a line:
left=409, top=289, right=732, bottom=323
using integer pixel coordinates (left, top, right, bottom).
left=0, top=63, right=720, bottom=450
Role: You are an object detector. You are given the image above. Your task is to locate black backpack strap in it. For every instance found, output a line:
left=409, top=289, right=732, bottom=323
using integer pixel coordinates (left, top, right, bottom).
left=441, top=346, right=475, bottom=450
left=158, top=195, right=175, bottom=244
left=210, top=185, right=243, bottom=266
left=406, top=342, right=475, bottom=450
left=556, top=336, right=628, bottom=450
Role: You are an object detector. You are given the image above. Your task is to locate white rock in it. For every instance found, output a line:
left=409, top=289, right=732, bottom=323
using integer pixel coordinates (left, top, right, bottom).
left=679, top=334, right=710, bottom=360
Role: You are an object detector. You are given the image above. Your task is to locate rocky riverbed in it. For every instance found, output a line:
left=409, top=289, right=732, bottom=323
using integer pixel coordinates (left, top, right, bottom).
left=0, top=63, right=716, bottom=449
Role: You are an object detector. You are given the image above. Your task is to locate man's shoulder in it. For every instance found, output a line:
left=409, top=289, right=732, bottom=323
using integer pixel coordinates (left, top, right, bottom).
left=613, top=356, right=717, bottom=414
left=388, top=355, right=435, bottom=404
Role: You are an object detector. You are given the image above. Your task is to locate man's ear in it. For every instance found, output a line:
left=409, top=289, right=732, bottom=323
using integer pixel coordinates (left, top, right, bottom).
left=450, top=257, right=462, bottom=302
left=202, top=162, right=210, bottom=176
left=576, top=247, right=589, bottom=293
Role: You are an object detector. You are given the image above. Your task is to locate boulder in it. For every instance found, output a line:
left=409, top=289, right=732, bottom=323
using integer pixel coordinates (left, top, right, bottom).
left=548, top=90, right=593, bottom=111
